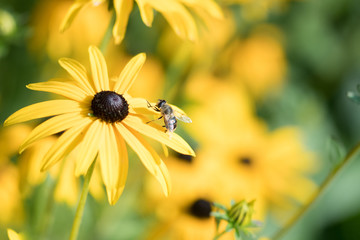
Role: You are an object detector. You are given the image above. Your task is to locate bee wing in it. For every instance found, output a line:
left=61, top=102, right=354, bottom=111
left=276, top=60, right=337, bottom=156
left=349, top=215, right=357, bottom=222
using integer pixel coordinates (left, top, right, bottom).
left=169, top=104, right=192, bottom=123
left=174, top=110, right=192, bottom=123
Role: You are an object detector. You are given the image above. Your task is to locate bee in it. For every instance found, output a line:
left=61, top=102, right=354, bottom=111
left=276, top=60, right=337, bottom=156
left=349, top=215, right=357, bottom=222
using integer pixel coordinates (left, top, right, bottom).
left=147, top=99, right=192, bottom=133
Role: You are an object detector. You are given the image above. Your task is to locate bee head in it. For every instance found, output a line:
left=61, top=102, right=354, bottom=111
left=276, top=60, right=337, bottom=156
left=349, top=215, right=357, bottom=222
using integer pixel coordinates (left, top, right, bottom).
left=156, top=99, right=167, bottom=108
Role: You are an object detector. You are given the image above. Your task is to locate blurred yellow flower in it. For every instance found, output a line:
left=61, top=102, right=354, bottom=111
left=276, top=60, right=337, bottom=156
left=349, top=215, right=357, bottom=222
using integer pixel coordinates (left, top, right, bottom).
left=7, top=229, right=24, bottom=240
left=157, top=9, right=236, bottom=64
left=4, top=45, right=194, bottom=205
left=29, top=0, right=110, bottom=61
left=0, top=164, right=23, bottom=226
left=184, top=72, right=265, bottom=145
left=185, top=76, right=317, bottom=220
left=60, top=0, right=223, bottom=44
left=144, top=154, right=235, bottom=240
left=199, top=126, right=317, bottom=220
left=0, top=124, right=32, bottom=162
left=19, top=136, right=104, bottom=206
left=230, top=25, right=287, bottom=98
left=145, top=154, right=231, bottom=240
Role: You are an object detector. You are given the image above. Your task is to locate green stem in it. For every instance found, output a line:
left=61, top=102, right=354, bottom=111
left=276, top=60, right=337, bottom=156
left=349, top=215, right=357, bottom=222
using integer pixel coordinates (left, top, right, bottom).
left=213, top=230, right=227, bottom=240
left=69, top=160, right=96, bottom=240
left=99, top=11, right=116, bottom=53
left=272, top=142, right=360, bottom=240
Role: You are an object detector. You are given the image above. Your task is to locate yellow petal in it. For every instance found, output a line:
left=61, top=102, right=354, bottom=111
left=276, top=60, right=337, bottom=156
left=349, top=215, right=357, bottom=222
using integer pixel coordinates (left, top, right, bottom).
left=164, top=10, right=197, bottom=41
left=185, top=0, right=223, bottom=19
left=113, top=53, right=146, bottom=94
left=113, top=0, right=134, bottom=44
left=146, top=0, right=197, bottom=41
left=116, top=122, right=171, bottom=196
left=59, top=1, right=89, bottom=32
left=75, top=120, right=104, bottom=176
left=161, top=143, right=169, bottom=157
left=4, top=100, right=84, bottom=127
left=101, top=124, right=128, bottom=204
left=99, top=124, right=119, bottom=189
left=124, top=114, right=195, bottom=156
left=136, top=0, right=154, bottom=26
left=107, top=186, right=125, bottom=205
left=41, top=118, right=92, bottom=171
left=127, top=97, right=159, bottom=115
left=89, top=46, right=109, bottom=92
left=58, top=58, right=95, bottom=94
left=27, top=79, right=89, bottom=102
left=19, top=112, right=87, bottom=153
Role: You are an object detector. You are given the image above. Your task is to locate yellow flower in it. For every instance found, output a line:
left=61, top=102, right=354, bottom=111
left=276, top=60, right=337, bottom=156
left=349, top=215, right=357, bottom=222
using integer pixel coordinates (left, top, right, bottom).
left=29, top=0, right=111, bottom=61
left=184, top=72, right=264, bottom=145
left=183, top=75, right=317, bottom=220
left=60, top=0, right=223, bottom=44
left=144, top=154, right=235, bottom=240
left=4, top=45, right=194, bottom=205
left=0, top=124, right=32, bottom=163
left=230, top=25, right=286, bottom=98
left=0, top=164, right=23, bottom=225
left=7, top=229, right=24, bottom=240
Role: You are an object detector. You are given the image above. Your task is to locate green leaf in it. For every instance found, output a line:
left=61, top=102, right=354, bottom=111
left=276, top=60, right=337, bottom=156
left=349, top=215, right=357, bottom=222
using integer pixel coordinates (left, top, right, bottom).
left=212, top=202, right=228, bottom=211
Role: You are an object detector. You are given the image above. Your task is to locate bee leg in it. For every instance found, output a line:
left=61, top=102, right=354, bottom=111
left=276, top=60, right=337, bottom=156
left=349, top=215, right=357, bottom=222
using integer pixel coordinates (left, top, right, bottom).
left=146, top=100, right=160, bottom=112
left=146, top=116, right=163, bottom=124
left=146, top=100, right=152, bottom=108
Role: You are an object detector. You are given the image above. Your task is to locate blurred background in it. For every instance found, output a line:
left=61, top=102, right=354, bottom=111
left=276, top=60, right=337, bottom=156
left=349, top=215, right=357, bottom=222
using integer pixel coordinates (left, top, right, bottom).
left=1, top=0, right=360, bottom=239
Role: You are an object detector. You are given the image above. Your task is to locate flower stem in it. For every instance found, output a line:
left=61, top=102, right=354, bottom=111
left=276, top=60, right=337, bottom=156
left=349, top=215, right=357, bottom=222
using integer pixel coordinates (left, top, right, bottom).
left=272, top=142, right=360, bottom=240
left=99, top=11, right=116, bottom=53
left=69, top=160, right=96, bottom=240
left=213, top=230, right=227, bottom=240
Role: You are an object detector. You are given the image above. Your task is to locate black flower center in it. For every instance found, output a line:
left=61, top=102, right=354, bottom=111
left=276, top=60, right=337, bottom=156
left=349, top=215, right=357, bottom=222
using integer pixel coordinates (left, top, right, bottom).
left=188, top=199, right=212, bottom=219
left=238, top=156, right=253, bottom=166
left=91, top=91, right=129, bottom=123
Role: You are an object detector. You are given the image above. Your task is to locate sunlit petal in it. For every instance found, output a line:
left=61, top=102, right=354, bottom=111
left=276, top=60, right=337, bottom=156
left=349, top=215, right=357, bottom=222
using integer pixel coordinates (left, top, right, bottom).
left=4, top=100, right=84, bottom=127
left=60, top=1, right=89, bottom=32
left=124, top=114, right=195, bottom=156
left=27, top=80, right=89, bottom=102
left=113, top=53, right=146, bottom=94
left=75, top=120, right=104, bottom=176
left=127, top=97, right=159, bottom=115
left=99, top=124, right=120, bottom=189
left=41, top=118, right=92, bottom=171
left=136, top=0, right=154, bottom=26
left=113, top=0, right=134, bottom=44
left=89, top=45, right=109, bottom=91
left=116, top=122, right=171, bottom=196
left=58, top=58, right=95, bottom=94
left=101, top=124, right=128, bottom=205
left=19, top=112, right=87, bottom=153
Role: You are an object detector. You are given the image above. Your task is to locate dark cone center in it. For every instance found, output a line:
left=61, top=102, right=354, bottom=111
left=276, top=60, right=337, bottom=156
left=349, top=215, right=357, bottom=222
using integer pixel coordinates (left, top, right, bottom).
left=189, top=199, right=212, bottom=219
left=91, top=91, right=129, bottom=123
left=239, top=156, right=253, bottom=166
